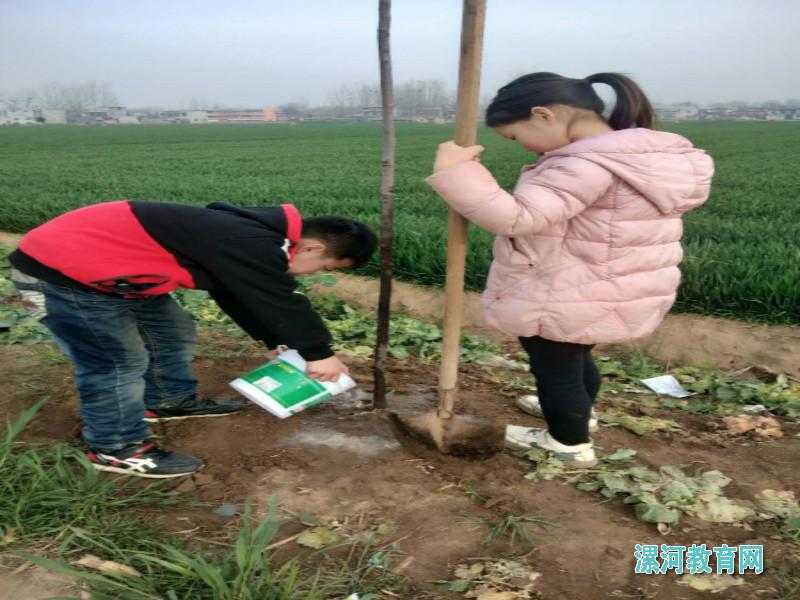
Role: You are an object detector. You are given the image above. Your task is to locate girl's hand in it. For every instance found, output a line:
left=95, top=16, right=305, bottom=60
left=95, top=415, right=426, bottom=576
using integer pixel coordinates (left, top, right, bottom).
left=433, top=141, right=485, bottom=173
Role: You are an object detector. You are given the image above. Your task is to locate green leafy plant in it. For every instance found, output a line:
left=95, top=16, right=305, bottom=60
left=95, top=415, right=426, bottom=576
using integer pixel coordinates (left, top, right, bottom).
left=174, top=285, right=500, bottom=364
left=598, top=354, right=800, bottom=417
left=521, top=448, right=755, bottom=526
left=574, top=465, right=754, bottom=525
left=436, top=559, right=540, bottom=597
left=673, top=367, right=800, bottom=417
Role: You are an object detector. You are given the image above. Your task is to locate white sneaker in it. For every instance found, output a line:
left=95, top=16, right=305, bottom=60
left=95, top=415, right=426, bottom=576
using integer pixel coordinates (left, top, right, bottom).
left=505, top=425, right=597, bottom=468
left=515, top=394, right=600, bottom=433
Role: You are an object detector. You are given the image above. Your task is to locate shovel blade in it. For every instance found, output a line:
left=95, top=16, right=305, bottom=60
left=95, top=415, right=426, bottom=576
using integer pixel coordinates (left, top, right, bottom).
left=389, top=410, right=504, bottom=457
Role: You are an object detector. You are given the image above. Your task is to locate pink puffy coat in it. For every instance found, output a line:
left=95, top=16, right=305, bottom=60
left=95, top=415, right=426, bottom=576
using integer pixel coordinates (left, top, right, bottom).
left=426, top=128, right=714, bottom=344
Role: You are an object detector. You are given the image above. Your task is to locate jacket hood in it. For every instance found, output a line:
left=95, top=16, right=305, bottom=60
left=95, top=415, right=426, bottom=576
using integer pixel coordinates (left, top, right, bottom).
left=206, top=202, right=287, bottom=232
left=544, top=128, right=714, bottom=214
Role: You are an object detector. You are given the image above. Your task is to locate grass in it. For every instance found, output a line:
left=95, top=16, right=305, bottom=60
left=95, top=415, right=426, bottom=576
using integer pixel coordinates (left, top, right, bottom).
left=0, top=121, right=798, bottom=323
left=773, top=566, right=800, bottom=600
left=461, top=485, right=553, bottom=552
left=19, top=500, right=409, bottom=600
left=481, top=514, right=552, bottom=551
left=0, top=400, right=175, bottom=551
left=0, top=402, right=410, bottom=599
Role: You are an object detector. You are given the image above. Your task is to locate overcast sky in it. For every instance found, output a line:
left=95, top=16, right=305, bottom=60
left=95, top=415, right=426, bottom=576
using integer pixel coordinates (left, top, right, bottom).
left=1, top=0, right=797, bottom=108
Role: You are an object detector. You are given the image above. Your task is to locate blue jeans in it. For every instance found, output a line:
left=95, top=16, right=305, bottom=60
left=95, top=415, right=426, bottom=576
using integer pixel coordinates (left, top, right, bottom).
left=12, top=272, right=198, bottom=451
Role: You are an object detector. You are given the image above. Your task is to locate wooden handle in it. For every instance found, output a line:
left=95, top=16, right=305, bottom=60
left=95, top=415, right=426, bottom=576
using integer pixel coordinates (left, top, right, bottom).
left=438, top=0, right=487, bottom=416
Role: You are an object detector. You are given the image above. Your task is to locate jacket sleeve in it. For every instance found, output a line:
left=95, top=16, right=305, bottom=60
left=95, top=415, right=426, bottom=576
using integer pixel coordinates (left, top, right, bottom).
left=209, top=286, right=277, bottom=349
left=425, top=157, right=614, bottom=236
left=200, top=235, right=334, bottom=361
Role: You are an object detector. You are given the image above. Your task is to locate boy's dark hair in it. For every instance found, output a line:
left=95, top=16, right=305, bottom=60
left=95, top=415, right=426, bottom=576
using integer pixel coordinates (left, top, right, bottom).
left=486, top=72, right=655, bottom=130
left=302, top=217, right=377, bottom=267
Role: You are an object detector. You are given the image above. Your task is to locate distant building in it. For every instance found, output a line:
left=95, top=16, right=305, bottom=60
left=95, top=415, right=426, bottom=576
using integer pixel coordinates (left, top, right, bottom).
left=777, top=107, right=800, bottom=120
left=206, top=108, right=277, bottom=123
left=156, top=110, right=207, bottom=123
left=726, top=108, right=770, bottom=121
left=187, top=110, right=208, bottom=123
left=357, top=106, right=384, bottom=121
left=655, top=107, right=700, bottom=122
left=69, top=107, right=133, bottom=124
left=691, top=106, right=800, bottom=121
left=696, top=108, right=732, bottom=121
left=352, top=105, right=447, bottom=123
left=71, top=110, right=108, bottom=124
left=656, top=109, right=680, bottom=121
left=0, top=109, right=37, bottom=125
left=105, top=106, right=128, bottom=120
left=3, top=99, right=798, bottom=126
left=38, top=109, right=67, bottom=124
left=398, top=106, right=452, bottom=122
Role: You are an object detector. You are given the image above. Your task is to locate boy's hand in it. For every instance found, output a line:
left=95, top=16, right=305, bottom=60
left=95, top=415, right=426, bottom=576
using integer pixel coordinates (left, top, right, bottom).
left=306, top=355, right=350, bottom=382
left=433, top=141, right=485, bottom=173
left=265, top=348, right=280, bottom=360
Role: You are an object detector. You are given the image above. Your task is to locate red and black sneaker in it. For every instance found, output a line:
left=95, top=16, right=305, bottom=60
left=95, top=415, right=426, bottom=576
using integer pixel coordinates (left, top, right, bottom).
left=86, top=440, right=203, bottom=478
left=144, top=394, right=244, bottom=423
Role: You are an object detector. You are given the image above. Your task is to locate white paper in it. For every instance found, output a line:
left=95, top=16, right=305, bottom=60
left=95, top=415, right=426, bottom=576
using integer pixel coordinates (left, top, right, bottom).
left=640, top=375, right=696, bottom=398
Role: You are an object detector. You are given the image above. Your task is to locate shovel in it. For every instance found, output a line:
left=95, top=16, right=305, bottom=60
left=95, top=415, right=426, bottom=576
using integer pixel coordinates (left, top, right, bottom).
left=391, top=0, right=504, bottom=457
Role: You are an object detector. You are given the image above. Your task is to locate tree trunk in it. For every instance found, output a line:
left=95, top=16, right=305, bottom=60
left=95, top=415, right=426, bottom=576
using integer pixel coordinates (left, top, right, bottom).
left=373, top=0, right=396, bottom=409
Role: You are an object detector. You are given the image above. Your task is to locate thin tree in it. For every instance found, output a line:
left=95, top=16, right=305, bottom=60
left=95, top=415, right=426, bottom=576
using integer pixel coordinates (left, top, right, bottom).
left=373, top=0, right=395, bottom=408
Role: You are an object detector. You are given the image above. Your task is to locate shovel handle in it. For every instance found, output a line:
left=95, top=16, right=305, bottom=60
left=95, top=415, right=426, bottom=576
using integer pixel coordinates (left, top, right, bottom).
left=438, top=0, right=487, bottom=415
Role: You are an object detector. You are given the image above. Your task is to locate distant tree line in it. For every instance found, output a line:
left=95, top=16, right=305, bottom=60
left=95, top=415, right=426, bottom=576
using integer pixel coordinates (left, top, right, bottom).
left=0, top=81, right=119, bottom=118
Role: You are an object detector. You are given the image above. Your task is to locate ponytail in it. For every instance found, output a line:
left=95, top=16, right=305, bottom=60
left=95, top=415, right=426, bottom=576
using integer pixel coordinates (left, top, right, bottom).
left=486, top=71, right=654, bottom=131
left=585, top=73, right=654, bottom=130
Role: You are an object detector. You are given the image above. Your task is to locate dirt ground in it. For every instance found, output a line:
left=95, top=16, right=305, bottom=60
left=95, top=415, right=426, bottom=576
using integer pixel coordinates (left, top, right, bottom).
left=2, top=337, right=798, bottom=600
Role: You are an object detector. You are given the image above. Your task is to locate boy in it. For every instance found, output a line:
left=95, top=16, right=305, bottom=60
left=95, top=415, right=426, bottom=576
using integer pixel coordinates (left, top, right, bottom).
left=9, top=200, right=376, bottom=478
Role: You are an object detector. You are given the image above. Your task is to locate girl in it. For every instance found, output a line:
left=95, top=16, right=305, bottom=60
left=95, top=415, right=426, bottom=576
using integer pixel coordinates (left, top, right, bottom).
left=427, top=72, right=713, bottom=467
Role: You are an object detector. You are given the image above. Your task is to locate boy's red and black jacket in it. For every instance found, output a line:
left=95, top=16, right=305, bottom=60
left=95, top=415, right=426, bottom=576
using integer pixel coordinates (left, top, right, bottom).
left=9, top=200, right=334, bottom=361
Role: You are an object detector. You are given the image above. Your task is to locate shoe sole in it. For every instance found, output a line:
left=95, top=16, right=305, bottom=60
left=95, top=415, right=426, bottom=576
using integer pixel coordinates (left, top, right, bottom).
left=144, top=411, right=242, bottom=423
left=506, top=445, right=597, bottom=468
left=506, top=437, right=534, bottom=452
left=514, top=400, right=600, bottom=433
left=506, top=434, right=598, bottom=468
left=90, top=463, right=202, bottom=478
left=553, top=456, right=598, bottom=468
left=514, top=398, right=545, bottom=418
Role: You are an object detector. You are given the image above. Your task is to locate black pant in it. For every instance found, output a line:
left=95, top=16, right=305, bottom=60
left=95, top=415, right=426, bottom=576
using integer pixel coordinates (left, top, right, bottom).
left=518, top=336, right=601, bottom=445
